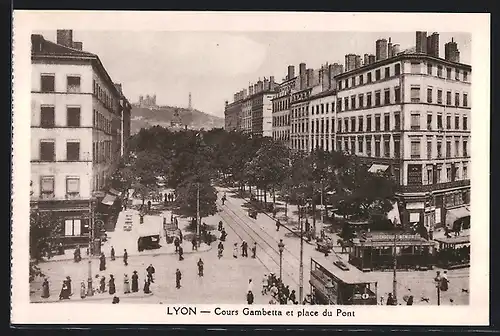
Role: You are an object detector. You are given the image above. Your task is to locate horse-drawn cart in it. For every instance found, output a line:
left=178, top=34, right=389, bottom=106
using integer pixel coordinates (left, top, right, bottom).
left=316, top=237, right=334, bottom=253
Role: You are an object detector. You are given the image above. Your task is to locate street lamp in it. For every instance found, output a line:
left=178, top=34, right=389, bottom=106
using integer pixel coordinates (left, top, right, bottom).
left=278, top=239, right=285, bottom=304
left=434, top=271, right=442, bottom=306
left=86, top=198, right=96, bottom=297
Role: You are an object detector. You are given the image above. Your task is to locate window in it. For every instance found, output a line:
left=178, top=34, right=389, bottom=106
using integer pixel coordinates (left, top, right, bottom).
left=437, top=141, right=442, bottom=158
left=375, top=91, right=381, bottom=106
left=463, top=116, right=468, bottom=130
left=455, top=92, right=460, bottom=106
left=437, top=114, right=443, bottom=129
left=411, top=113, right=420, bottom=130
left=385, top=67, right=390, bottom=78
left=445, top=116, right=452, bottom=130
left=67, top=76, right=81, bottom=93
left=427, top=63, right=433, bottom=75
left=394, top=139, right=400, bottom=158
left=351, top=77, right=356, bottom=87
left=411, top=140, right=420, bottom=158
left=463, top=140, right=468, bottom=156
left=427, top=114, right=433, bottom=130
left=366, top=116, right=372, bottom=132
left=375, top=140, right=381, bottom=157
left=64, top=219, right=81, bottom=236
left=427, top=141, right=432, bottom=159
left=350, top=117, right=356, bottom=132
left=350, top=139, right=355, bottom=154
left=395, top=63, right=401, bottom=75
left=463, top=71, right=469, bottom=81
left=437, top=90, right=443, bottom=104
left=344, top=119, right=349, bottom=133
left=358, top=116, right=364, bottom=132
left=463, top=163, right=468, bottom=179
left=337, top=99, right=342, bottom=112
left=375, top=115, right=381, bottom=131
left=455, top=116, right=460, bottom=129
left=331, top=102, right=335, bottom=112
left=426, top=165, right=433, bottom=185
left=337, top=119, right=342, bottom=133
left=345, top=79, right=348, bottom=88
left=446, top=141, right=451, bottom=158
left=311, top=121, right=315, bottom=134
left=411, top=62, right=420, bottom=74
left=455, top=139, right=460, bottom=157
left=463, top=93, right=468, bottom=107
left=427, top=88, right=433, bottom=103
left=394, top=112, right=401, bottom=130
left=384, top=114, right=390, bottom=131
left=358, top=94, right=364, bottom=108
left=446, top=68, right=452, bottom=79
left=344, top=97, right=349, bottom=111
left=67, top=107, right=81, bottom=127
left=367, top=138, right=372, bottom=156
left=66, top=141, right=80, bottom=161
left=321, top=119, right=325, bottom=133
left=351, top=96, right=356, bottom=110
left=337, top=81, right=342, bottom=90
left=40, top=106, right=55, bottom=128
left=410, top=87, right=420, bottom=103
left=40, top=176, right=55, bottom=198
left=325, top=119, right=329, bottom=133
left=66, top=176, right=80, bottom=196
left=384, top=89, right=390, bottom=105
left=367, top=72, right=372, bottom=83
left=375, top=69, right=381, bottom=80
left=394, top=86, right=401, bottom=103
left=336, top=140, right=341, bottom=151
left=331, top=119, right=335, bottom=133
left=446, top=166, right=451, bottom=182
left=359, top=75, right=364, bottom=85
left=367, top=92, right=372, bottom=107
left=437, top=65, right=443, bottom=77
left=384, top=139, right=390, bottom=157
left=40, top=74, right=55, bottom=92
left=358, top=138, right=363, bottom=153
left=446, top=91, right=452, bottom=105
left=40, top=140, right=55, bottom=161
left=455, top=69, right=460, bottom=80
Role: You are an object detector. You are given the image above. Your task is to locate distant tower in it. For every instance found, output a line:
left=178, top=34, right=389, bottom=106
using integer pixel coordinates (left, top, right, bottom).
left=188, top=92, right=192, bottom=110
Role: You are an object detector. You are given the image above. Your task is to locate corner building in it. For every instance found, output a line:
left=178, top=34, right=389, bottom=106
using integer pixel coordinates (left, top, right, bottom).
left=334, top=53, right=471, bottom=230
left=30, top=30, right=130, bottom=244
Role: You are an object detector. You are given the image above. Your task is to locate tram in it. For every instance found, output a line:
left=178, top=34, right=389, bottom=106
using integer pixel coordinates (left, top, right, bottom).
left=309, top=257, right=378, bottom=305
left=434, top=235, right=470, bottom=269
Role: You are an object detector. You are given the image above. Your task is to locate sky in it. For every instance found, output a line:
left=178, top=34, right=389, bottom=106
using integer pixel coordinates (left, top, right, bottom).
left=36, top=30, right=471, bottom=118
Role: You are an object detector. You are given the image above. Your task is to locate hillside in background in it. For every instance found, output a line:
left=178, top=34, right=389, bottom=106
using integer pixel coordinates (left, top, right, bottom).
left=130, top=105, right=224, bottom=134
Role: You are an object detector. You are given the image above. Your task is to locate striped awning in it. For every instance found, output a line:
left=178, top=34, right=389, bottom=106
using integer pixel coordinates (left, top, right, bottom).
left=101, top=194, right=116, bottom=206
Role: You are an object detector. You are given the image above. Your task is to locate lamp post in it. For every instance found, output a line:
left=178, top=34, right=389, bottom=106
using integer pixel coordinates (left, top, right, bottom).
left=278, top=239, right=285, bottom=304
left=434, top=271, right=442, bottom=306
left=298, top=197, right=304, bottom=304
left=197, top=182, right=201, bottom=247
left=392, top=232, right=397, bottom=304
left=87, top=198, right=95, bottom=296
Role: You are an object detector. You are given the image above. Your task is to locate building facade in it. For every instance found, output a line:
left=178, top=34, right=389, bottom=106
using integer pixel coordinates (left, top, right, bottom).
left=309, top=89, right=337, bottom=152
left=334, top=49, right=471, bottom=231
left=30, top=30, right=130, bottom=243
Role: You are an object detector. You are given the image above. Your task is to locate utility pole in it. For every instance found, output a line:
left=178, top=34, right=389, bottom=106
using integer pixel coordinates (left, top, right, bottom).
left=320, top=179, right=324, bottom=239
left=392, top=232, right=397, bottom=304
left=197, top=182, right=201, bottom=247
left=299, top=200, right=304, bottom=304
left=87, top=199, right=94, bottom=296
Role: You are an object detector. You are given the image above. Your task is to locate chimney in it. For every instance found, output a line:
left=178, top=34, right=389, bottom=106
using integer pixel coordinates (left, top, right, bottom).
left=355, top=55, right=362, bottom=69
left=368, top=54, right=376, bottom=64
left=345, top=54, right=357, bottom=72
left=72, top=41, right=83, bottom=50
left=257, top=80, right=264, bottom=92
left=321, top=65, right=330, bottom=91
left=287, top=65, right=295, bottom=80
left=392, top=44, right=401, bottom=55
left=364, top=54, right=369, bottom=65
left=376, top=39, right=388, bottom=61
left=56, top=30, right=73, bottom=48
left=263, top=78, right=270, bottom=91
left=249, top=85, right=254, bottom=95
left=306, top=69, right=315, bottom=87
left=254, top=83, right=258, bottom=94
left=299, top=63, right=307, bottom=90
left=31, top=34, right=44, bottom=53
left=270, top=76, right=276, bottom=90
left=388, top=37, right=393, bottom=57
left=427, top=32, right=440, bottom=57
left=416, top=31, right=428, bottom=54
left=243, top=89, right=248, bottom=98
left=225, top=100, right=229, bottom=107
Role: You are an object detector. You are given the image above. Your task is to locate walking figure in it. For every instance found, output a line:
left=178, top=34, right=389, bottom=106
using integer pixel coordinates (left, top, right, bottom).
left=276, top=220, right=280, bottom=231
left=175, top=269, right=182, bottom=289
left=251, top=242, right=257, bottom=258
left=131, top=271, right=139, bottom=293
left=108, top=275, right=116, bottom=295
left=41, top=278, right=50, bottom=298
left=241, top=240, right=248, bottom=257
left=147, top=200, right=152, bottom=211
left=123, top=274, right=131, bottom=294
left=233, top=243, right=238, bottom=258
left=221, top=194, right=226, bottom=205
left=74, top=246, right=81, bottom=263
left=217, top=241, right=224, bottom=259
left=174, top=237, right=180, bottom=252
left=197, top=258, right=204, bottom=277
left=218, top=220, right=223, bottom=232
left=80, top=281, right=86, bottom=299
left=143, top=279, right=151, bottom=294
left=59, top=279, right=70, bottom=300
left=178, top=245, right=184, bottom=261
left=220, top=229, right=227, bottom=242
left=99, top=276, right=106, bottom=293
left=123, top=249, right=128, bottom=266
left=246, top=290, right=254, bottom=304
left=146, top=264, right=156, bottom=283
left=99, top=252, right=106, bottom=271
left=191, top=236, right=198, bottom=251
left=110, top=246, right=115, bottom=261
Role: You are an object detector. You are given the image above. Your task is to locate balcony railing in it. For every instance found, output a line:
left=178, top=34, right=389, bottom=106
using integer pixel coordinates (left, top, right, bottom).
left=398, top=179, right=470, bottom=193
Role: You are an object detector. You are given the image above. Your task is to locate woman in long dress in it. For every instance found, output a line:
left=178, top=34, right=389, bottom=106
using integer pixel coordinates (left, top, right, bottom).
left=41, top=278, right=50, bottom=298
left=99, top=276, right=106, bottom=293
left=80, top=281, right=86, bottom=299
left=123, top=274, right=131, bottom=294
left=143, top=279, right=151, bottom=294
left=131, top=271, right=139, bottom=292
left=109, top=275, right=116, bottom=295
left=59, top=280, right=70, bottom=300
left=233, top=243, right=238, bottom=258
left=99, top=253, right=106, bottom=271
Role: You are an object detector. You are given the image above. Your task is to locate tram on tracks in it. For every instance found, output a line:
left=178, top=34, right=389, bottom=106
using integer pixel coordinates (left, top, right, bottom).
left=434, top=235, right=470, bottom=269
left=309, top=257, right=378, bottom=305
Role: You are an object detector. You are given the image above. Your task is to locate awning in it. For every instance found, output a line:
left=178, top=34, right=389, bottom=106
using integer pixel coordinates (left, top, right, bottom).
left=101, top=194, right=117, bottom=206
left=368, top=164, right=389, bottom=173
left=446, top=207, right=471, bottom=226
left=108, top=188, right=122, bottom=197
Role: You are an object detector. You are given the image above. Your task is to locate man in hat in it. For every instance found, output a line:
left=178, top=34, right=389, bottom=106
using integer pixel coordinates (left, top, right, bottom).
left=251, top=242, right=257, bottom=258
left=175, top=269, right=182, bottom=289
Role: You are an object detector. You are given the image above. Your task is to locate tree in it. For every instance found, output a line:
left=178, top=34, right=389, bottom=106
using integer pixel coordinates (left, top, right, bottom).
left=30, top=209, right=62, bottom=261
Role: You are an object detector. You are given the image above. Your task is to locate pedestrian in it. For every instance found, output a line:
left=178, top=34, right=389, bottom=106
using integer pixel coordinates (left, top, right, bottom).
left=74, top=245, right=81, bottom=263
left=284, top=285, right=290, bottom=299
left=261, top=275, right=268, bottom=295
left=197, top=258, right=204, bottom=277
left=191, top=236, right=197, bottom=251
left=147, top=200, right=152, bottom=211
left=123, top=249, right=128, bottom=266
left=178, top=245, right=184, bottom=261
left=241, top=240, right=248, bottom=257
left=99, top=276, right=106, bottom=293
left=220, top=229, right=227, bottom=241
left=174, top=217, right=178, bottom=227
left=80, top=281, right=86, bottom=299
left=175, top=269, right=182, bottom=289
left=41, top=278, right=50, bottom=298
left=406, top=293, right=414, bottom=305
left=246, top=290, right=254, bottom=304
left=289, top=290, right=297, bottom=304
left=99, top=252, right=106, bottom=271
left=251, top=242, right=257, bottom=258
left=124, top=274, right=131, bottom=294
left=233, top=243, right=238, bottom=258
left=247, top=279, right=253, bottom=293
left=270, top=284, right=278, bottom=298
left=218, top=220, right=223, bottom=231
left=179, top=230, right=183, bottom=244
left=59, top=280, right=70, bottom=300
left=131, top=271, right=139, bottom=293
left=112, top=296, right=120, bottom=304
left=217, top=241, right=224, bottom=259
left=386, top=293, right=396, bottom=305
left=174, top=237, right=180, bottom=252
left=66, top=276, right=73, bottom=296
left=143, top=279, right=152, bottom=294
left=111, top=246, right=115, bottom=261
left=146, top=264, right=156, bottom=283
left=108, top=275, right=116, bottom=295
left=276, top=220, right=280, bottom=231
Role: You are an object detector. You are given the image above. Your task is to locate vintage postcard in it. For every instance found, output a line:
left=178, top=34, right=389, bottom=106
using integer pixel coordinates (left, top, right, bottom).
left=11, top=11, right=490, bottom=326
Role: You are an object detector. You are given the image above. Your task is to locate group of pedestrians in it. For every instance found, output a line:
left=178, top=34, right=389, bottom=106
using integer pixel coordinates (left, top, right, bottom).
left=261, top=273, right=297, bottom=305
left=99, top=248, right=129, bottom=271
left=231, top=240, right=257, bottom=259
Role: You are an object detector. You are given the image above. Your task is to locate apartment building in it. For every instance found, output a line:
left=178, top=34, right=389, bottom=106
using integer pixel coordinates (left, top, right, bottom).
left=334, top=33, right=471, bottom=231
left=272, top=65, right=298, bottom=146
left=30, top=30, right=130, bottom=243
left=309, top=89, right=337, bottom=152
